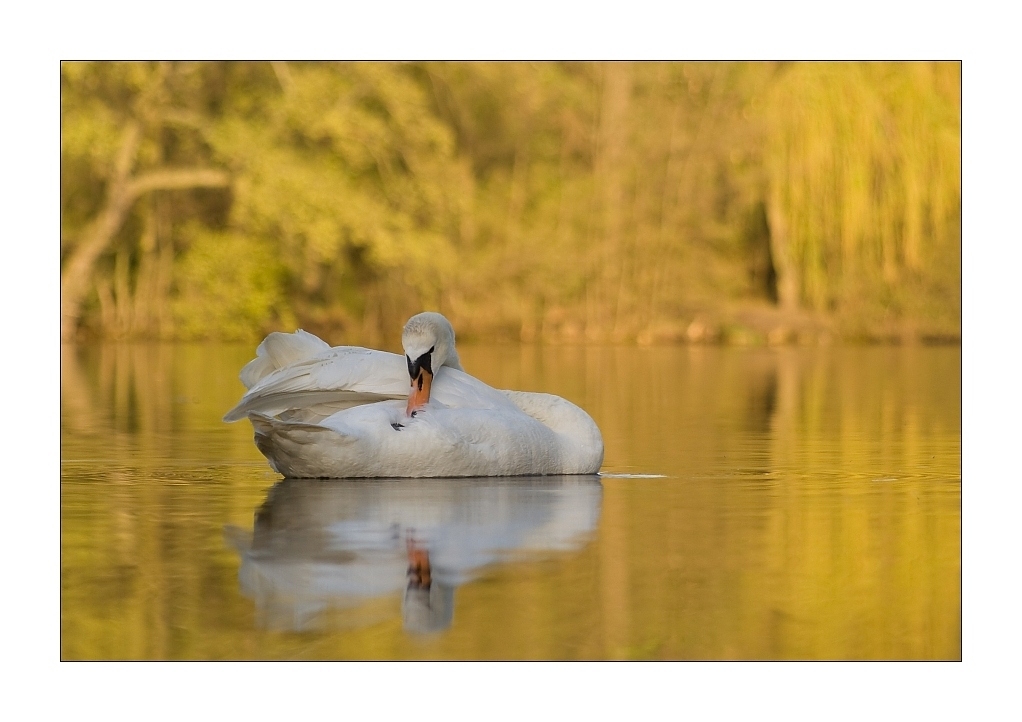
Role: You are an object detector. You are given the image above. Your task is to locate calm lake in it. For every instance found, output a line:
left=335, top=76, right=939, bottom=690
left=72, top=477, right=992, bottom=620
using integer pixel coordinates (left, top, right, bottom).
left=60, top=343, right=961, bottom=660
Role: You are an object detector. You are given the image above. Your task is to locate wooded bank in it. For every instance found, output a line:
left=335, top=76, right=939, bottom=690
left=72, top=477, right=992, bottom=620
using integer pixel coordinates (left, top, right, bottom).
left=60, top=62, right=961, bottom=345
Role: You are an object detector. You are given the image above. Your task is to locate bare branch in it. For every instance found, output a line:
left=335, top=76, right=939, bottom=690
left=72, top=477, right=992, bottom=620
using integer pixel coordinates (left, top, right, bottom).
left=61, top=121, right=144, bottom=341
left=112, top=121, right=143, bottom=180
left=61, top=153, right=231, bottom=340
left=127, top=168, right=230, bottom=198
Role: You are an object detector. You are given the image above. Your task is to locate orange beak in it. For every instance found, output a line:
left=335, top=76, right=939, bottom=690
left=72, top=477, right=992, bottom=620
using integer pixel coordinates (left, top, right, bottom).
left=406, top=367, right=433, bottom=416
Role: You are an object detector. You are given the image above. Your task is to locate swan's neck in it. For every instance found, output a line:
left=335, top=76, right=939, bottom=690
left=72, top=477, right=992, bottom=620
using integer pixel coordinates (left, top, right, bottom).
left=444, top=349, right=464, bottom=372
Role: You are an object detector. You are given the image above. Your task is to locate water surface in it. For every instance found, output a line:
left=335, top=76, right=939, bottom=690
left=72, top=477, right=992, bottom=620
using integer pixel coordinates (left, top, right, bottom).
left=60, top=343, right=961, bottom=659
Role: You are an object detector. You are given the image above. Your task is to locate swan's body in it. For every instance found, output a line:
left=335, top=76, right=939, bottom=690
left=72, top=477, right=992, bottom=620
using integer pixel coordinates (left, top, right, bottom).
left=224, top=313, right=603, bottom=478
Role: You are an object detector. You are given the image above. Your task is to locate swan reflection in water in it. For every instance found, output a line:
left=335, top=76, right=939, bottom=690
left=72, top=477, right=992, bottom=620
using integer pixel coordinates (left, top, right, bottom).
left=226, top=475, right=602, bottom=634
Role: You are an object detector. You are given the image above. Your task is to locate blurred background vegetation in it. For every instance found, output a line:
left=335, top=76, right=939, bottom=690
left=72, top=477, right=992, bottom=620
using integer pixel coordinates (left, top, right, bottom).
left=60, top=61, right=961, bottom=346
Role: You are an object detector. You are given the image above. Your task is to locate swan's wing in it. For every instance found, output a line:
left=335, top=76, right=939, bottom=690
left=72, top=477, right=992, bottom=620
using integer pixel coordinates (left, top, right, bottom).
left=428, top=368, right=523, bottom=411
left=239, top=330, right=331, bottom=389
left=224, top=347, right=408, bottom=422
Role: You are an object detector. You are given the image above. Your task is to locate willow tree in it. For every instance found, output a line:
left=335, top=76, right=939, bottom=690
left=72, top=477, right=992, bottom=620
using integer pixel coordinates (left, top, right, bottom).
left=759, top=62, right=961, bottom=338
left=62, top=62, right=961, bottom=344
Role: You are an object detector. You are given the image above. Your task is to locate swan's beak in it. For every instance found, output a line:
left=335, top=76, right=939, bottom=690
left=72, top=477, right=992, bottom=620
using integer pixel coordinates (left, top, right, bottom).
left=406, top=351, right=434, bottom=415
left=406, top=368, right=433, bottom=415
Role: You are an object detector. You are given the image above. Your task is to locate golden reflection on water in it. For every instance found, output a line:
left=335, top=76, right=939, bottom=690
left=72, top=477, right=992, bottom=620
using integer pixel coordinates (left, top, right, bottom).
left=60, top=343, right=960, bottom=659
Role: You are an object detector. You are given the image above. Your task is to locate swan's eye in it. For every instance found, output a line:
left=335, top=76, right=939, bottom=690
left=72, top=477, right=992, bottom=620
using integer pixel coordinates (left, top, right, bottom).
left=428, top=345, right=435, bottom=354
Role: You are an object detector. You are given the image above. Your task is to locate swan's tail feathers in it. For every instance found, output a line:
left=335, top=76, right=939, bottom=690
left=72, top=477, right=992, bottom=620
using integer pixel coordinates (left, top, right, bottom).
left=239, top=330, right=331, bottom=389
left=249, top=413, right=355, bottom=478
left=224, top=389, right=404, bottom=423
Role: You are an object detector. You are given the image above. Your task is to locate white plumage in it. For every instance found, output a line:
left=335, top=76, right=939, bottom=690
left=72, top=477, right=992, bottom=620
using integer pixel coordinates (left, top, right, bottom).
left=224, top=312, right=604, bottom=478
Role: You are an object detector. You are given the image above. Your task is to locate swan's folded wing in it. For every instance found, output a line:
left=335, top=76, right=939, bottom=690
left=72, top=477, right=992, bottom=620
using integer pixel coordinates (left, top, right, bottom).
left=224, top=347, right=408, bottom=422
left=239, top=330, right=331, bottom=389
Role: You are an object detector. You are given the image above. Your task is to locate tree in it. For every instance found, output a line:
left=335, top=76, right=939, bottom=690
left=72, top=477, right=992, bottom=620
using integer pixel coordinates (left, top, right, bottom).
left=60, top=62, right=231, bottom=340
left=758, top=62, right=961, bottom=338
left=61, top=62, right=961, bottom=344
left=61, top=61, right=471, bottom=344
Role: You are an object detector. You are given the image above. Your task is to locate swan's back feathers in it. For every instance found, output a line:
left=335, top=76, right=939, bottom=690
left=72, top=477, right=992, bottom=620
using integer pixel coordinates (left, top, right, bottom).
left=237, top=390, right=406, bottom=424
left=240, top=330, right=331, bottom=389
left=500, top=391, right=604, bottom=473
left=225, top=346, right=409, bottom=423
left=225, top=342, right=516, bottom=424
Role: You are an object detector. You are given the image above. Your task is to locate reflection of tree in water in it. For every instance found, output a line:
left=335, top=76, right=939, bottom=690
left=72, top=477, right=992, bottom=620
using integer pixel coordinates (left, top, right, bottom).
left=744, top=364, right=777, bottom=435
left=229, top=476, right=603, bottom=635
left=62, top=342, right=959, bottom=658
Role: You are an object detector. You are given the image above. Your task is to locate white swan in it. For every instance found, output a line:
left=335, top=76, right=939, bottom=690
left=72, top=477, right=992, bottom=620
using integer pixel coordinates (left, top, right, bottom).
left=223, top=312, right=604, bottom=477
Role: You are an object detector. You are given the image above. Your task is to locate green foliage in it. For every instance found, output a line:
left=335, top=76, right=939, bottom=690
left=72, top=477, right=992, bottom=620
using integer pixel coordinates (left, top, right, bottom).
left=172, top=226, right=290, bottom=340
left=60, top=63, right=134, bottom=244
left=60, top=62, right=961, bottom=344
left=203, top=62, right=471, bottom=341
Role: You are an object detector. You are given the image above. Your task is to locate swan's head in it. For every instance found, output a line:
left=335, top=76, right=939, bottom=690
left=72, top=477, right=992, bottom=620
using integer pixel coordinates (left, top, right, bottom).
left=401, top=312, right=463, bottom=415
